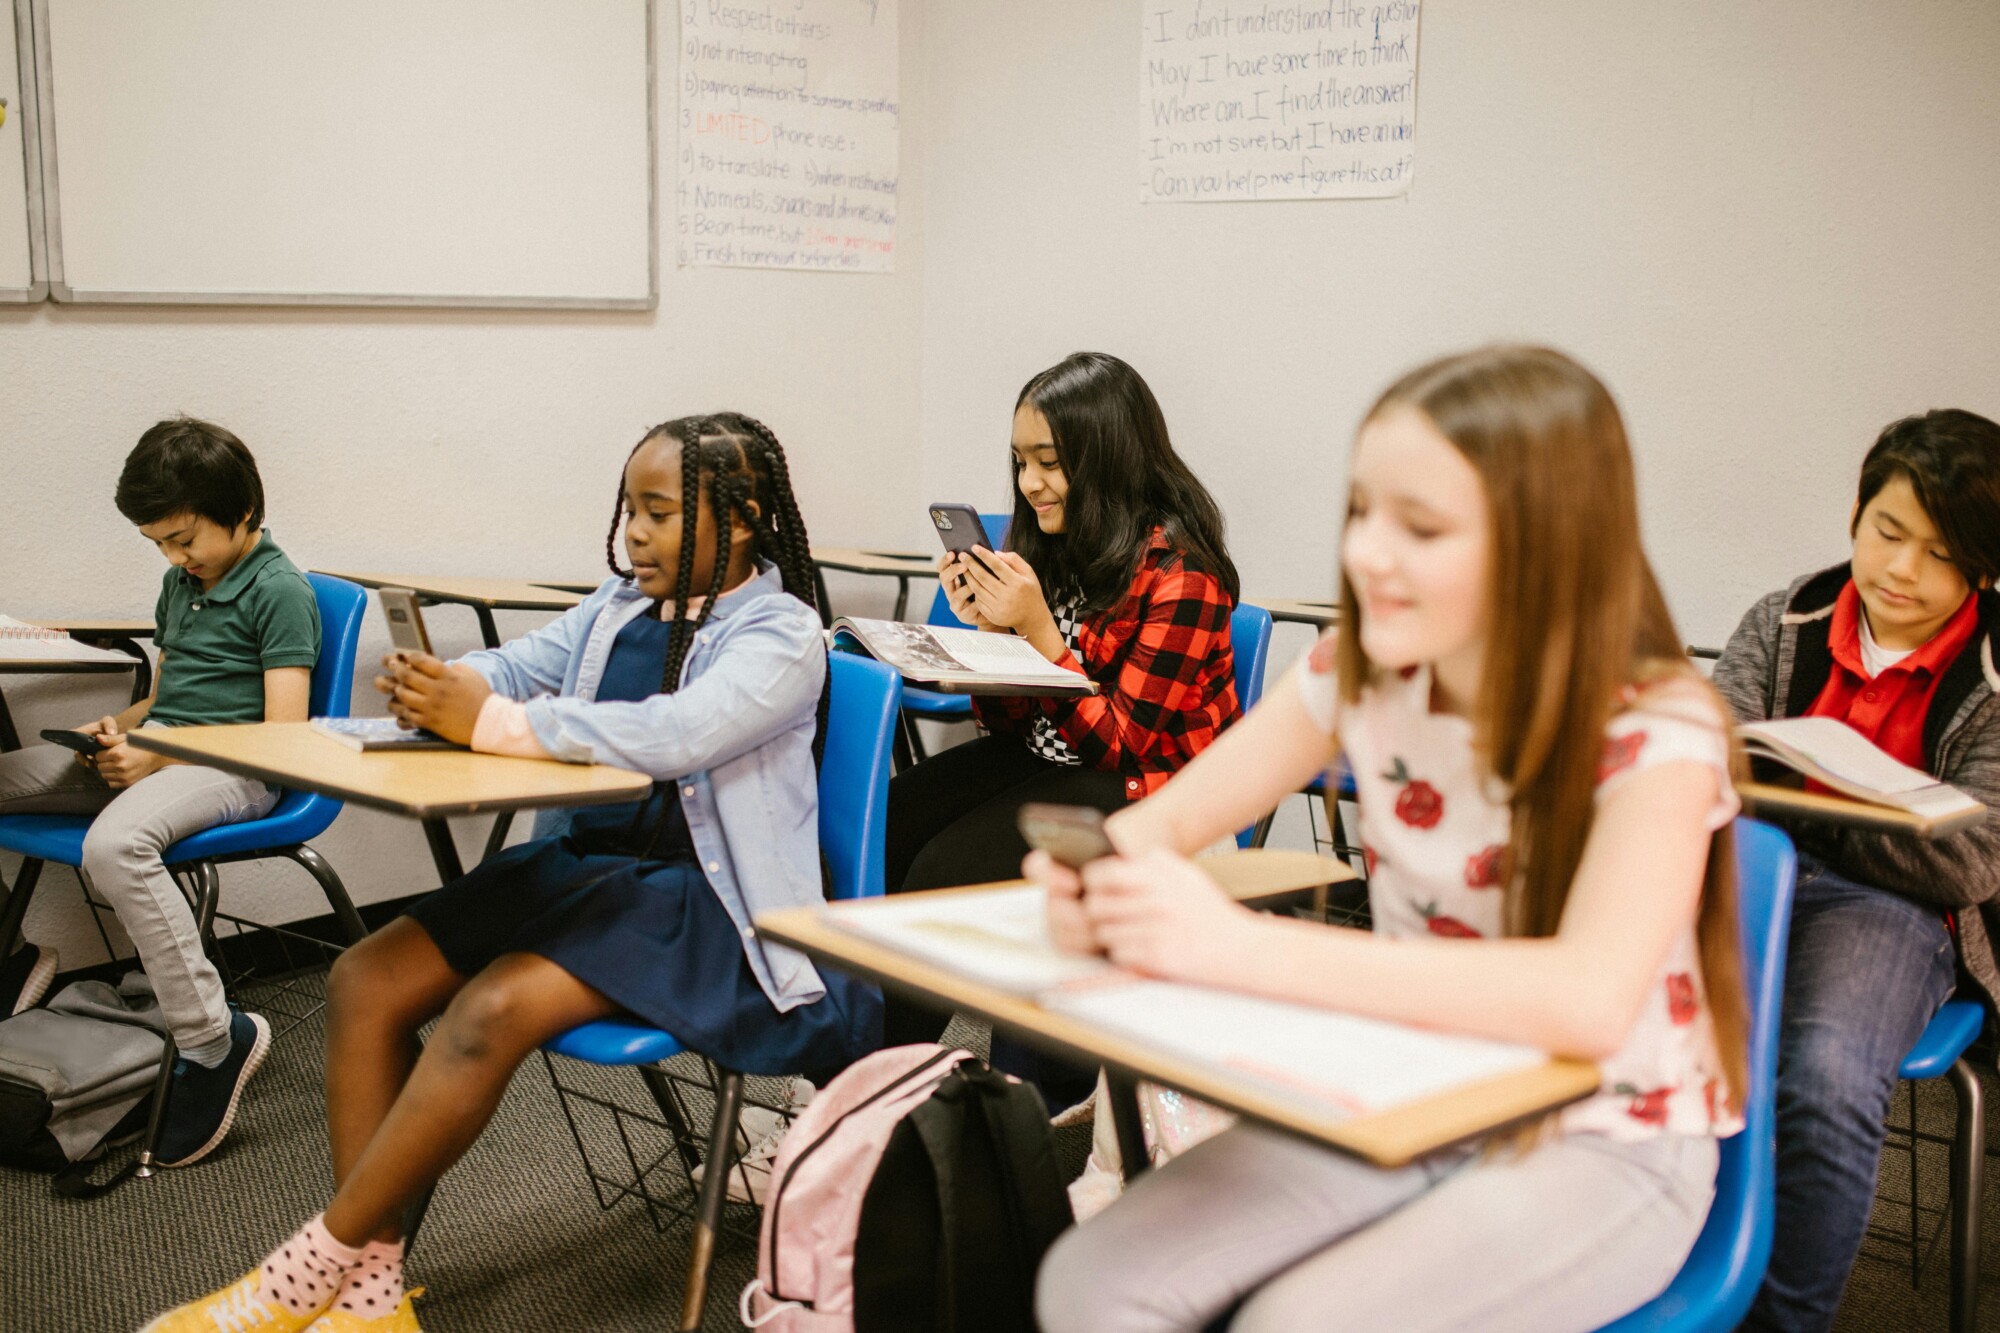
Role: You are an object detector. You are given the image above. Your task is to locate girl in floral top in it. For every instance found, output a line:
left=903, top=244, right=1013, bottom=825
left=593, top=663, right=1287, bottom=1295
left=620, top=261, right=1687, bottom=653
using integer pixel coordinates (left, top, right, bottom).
left=1033, top=346, right=1750, bottom=1333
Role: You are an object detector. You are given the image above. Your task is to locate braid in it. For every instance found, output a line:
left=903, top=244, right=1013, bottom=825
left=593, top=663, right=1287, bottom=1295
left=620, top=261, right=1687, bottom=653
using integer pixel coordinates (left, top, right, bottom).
left=659, top=420, right=711, bottom=695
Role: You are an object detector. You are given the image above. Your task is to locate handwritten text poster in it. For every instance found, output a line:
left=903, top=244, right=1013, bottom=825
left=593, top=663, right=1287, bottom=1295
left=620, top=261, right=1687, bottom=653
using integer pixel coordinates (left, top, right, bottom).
left=1141, top=1, right=1420, bottom=203
left=678, top=0, right=899, bottom=271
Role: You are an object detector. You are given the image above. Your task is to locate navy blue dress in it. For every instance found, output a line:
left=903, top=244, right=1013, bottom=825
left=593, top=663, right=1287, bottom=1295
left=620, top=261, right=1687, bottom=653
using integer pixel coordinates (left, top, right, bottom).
left=406, top=612, right=880, bottom=1078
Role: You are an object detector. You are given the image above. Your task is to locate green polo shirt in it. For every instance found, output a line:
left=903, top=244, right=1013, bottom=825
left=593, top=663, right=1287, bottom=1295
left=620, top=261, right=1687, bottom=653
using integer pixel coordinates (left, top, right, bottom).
left=149, top=531, right=320, bottom=728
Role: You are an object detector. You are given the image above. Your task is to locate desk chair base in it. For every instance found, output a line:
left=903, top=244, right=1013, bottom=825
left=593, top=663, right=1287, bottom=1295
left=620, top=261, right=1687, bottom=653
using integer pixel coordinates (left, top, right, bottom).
left=1868, top=1034, right=1985, bottom=1333
left=542, top=1049, right=772, bottom=1330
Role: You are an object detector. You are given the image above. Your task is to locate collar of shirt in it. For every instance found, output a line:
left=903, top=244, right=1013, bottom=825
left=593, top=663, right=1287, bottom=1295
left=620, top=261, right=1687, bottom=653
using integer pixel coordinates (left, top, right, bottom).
left=176, top=529, right=284, bottom=605
left=1828, top=578, right=1978, bottom=686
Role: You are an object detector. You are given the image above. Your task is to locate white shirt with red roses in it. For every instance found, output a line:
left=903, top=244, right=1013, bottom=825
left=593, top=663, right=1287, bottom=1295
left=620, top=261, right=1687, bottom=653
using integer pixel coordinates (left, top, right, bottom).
left=1295, top=652, right=1745, bottom=1141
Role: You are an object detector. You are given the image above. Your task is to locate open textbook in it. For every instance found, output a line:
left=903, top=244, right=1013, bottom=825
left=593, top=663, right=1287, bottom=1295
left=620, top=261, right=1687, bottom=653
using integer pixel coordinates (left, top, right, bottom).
left=0, top=616, right=137, bottom=666
left=1739, top=717, right=1985, bottom=834
left=822, top=883, right=1564, bottom=1131
left=831, top=617, right=1097, bottom=696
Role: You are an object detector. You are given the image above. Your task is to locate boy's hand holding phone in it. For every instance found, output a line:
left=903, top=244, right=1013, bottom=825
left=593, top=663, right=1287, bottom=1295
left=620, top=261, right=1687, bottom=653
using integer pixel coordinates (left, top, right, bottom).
left=378, top=652, right=490, bottom=745
left=89, top=720, right=164, bottom=789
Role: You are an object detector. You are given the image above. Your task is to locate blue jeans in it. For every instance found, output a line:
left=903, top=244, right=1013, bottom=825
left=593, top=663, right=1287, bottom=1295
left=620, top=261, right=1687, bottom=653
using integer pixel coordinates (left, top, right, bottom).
left=1744, top=853, right=1958, bottom=1332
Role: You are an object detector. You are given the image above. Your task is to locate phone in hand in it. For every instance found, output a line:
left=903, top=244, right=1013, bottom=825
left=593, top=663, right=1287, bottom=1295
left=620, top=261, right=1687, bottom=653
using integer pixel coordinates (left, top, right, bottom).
left=41, top=728, right=108, bottom=757
left=1018, top=802, right=1116, bottom=870
left=378, top=587, right=434, bottom=658
left=929, top=503, right=997, bottom=581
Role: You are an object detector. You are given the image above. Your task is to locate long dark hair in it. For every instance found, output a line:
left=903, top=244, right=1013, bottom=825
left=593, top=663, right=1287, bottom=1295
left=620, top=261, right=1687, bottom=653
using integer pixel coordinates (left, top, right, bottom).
left=602, top=412, right=827, bottom=764
left=1005, top=353, right=1239, bottom=620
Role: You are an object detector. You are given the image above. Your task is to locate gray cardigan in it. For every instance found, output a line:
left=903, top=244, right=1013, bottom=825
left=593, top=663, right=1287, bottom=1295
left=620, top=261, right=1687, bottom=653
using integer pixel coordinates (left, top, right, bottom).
left=1713, top=564, right=2000, bottom=1012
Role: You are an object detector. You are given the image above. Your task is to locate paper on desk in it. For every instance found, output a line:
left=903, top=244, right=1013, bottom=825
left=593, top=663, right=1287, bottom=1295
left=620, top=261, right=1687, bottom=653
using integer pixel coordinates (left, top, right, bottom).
left=0, top=616, right=135, bottom=664
left=828, top=884, right=1113, bottom=993
left=1045, top=982, right=1546, bottom=1120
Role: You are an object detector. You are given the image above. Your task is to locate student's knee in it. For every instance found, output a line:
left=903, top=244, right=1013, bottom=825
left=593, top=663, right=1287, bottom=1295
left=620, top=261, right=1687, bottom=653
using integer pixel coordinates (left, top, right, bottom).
left=79, top=814, right=160, bottom=897
left=434, top=974, right=536, bottom=1064
left=1035, top=1224, right=1163, bottom=1333
left=327, top=932, right=413, bottom=1024
left=1779, top=1020, right=1900, bottom=1134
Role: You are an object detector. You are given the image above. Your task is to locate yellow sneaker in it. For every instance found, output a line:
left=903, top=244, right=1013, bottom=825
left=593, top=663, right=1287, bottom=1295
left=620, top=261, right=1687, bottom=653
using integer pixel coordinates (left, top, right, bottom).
left=302, top=1290, right=424, bottom=1332
left=139, top=1270, right=328, bottom=1333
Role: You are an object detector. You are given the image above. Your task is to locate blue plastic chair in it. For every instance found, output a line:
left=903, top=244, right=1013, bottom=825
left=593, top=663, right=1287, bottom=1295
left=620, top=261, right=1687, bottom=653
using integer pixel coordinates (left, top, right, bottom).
left=1884, top=999, right=1985, bottom=1333
left=1595, top=818, right=1798, bottom=1332
left=541, top=652, right=902, bottom=1332
left=1229, top=603, right=1272, bottom=849
left=0, top=572, right=369, bottom=1172
left=899, top=512, right=1011, bottom=761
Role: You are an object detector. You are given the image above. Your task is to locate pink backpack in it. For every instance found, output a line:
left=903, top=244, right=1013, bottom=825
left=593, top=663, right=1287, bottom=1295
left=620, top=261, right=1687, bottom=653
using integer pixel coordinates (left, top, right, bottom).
left=740, top=1044, right=1072, bottom=1332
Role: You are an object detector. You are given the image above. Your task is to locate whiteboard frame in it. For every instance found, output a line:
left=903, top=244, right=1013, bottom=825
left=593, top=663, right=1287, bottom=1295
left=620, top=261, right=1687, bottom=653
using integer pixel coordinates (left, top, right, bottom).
left=2, top=0, right=48, bottom=302
left=32, top=0, right=658, bottom=310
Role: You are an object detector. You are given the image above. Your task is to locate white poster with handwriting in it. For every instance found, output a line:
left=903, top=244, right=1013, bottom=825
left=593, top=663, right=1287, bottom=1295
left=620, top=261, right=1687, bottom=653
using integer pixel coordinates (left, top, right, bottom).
left=1142, top=1, right=1420, bottom=203
left=677, top=0, right=899, bottom=271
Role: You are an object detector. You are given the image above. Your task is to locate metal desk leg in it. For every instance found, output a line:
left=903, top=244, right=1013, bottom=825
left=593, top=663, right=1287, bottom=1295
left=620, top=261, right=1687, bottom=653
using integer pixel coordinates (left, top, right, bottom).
left=813, top=565, right=834, bottom=629
left=1107, top=1071, right=1150, bottom=1179
left=0, top=690, right=19, bottom=752
left=892, top=574, right=914, bottom=622
left=421, top=820, right=466, bottom=886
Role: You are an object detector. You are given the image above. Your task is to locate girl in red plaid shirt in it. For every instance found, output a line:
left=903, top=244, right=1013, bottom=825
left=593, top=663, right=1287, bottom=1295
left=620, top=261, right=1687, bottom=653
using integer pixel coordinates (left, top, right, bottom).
left=882, top=352, right=1243, bottom=1082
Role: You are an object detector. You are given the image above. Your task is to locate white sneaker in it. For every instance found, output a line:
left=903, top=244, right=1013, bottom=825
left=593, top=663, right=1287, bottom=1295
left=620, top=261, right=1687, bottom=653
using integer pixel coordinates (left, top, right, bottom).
left=690, top=1078, right=813, bottom=1205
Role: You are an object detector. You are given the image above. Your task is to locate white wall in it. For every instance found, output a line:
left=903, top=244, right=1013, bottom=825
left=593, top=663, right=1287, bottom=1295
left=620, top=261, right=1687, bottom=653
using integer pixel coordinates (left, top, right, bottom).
left=0, top=4, right=928, bottom=967
left=915, top=0, right=2000, bottom=657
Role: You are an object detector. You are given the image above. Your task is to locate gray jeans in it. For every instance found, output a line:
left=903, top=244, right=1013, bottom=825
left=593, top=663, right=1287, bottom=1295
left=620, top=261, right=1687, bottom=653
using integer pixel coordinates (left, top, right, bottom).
left=0, top=742, right=276, bottom=1049
left=1037, top=1123, right=1718, bottom=1333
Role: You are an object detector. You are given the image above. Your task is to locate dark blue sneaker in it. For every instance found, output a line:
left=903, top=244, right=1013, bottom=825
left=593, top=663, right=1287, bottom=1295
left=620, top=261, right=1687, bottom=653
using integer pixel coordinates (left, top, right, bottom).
left=156, top=1008, right=272, bottom=1167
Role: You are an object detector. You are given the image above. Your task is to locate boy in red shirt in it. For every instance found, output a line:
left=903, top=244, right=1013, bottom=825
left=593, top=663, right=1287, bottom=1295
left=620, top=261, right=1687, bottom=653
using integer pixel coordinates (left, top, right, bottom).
left=1715, top=409, right=2000, bottom=1332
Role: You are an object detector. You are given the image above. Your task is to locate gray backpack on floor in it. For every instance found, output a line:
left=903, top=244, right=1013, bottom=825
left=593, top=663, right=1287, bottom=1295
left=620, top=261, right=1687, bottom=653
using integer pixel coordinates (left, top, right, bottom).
left=0, top=972, right=168, bottom=1194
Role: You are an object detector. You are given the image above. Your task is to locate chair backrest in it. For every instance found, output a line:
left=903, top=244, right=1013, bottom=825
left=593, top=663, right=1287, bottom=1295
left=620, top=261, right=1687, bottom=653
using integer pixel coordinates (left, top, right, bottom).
left=305, top=573, right=369, bottom=720
left=821, top=653, right=903, bottom=902
left=1593, top=816, right=1796, bottom=1332
left=926, top=512, right=1014, bottom=630
left=1230, top=603, right=1274, bottom=849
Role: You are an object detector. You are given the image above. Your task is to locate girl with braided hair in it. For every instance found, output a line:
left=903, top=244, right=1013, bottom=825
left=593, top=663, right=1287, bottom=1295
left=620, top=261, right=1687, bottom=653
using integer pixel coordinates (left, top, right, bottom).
left=144, top=415, right=874, bottom=1333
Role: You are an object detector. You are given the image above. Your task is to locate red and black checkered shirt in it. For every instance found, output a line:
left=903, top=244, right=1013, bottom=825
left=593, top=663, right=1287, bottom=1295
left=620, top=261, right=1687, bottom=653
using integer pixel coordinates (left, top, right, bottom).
left=973, top=528, right=1240, bottom=800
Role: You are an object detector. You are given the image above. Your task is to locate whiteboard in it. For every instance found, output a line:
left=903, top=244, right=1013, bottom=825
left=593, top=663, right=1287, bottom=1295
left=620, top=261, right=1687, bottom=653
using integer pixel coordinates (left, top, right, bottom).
left=34, top=0, right=655, bottom=309
left=1, top=0, right=45, bottom=300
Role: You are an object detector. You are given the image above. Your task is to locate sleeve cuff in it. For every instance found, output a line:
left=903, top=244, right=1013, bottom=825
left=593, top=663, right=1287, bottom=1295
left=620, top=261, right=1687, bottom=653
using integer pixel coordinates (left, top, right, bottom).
left=471, top=693, right=554, bottom=759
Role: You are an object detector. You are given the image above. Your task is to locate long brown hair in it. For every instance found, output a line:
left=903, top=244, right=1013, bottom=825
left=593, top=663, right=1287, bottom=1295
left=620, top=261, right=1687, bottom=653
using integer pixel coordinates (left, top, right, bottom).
left=1337, top=346, right=1748, bottom=1107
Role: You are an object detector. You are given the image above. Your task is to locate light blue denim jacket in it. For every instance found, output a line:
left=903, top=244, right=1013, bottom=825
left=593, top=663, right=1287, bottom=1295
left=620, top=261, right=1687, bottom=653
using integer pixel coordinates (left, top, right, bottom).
left=458, top=564, right=828, bottom=1012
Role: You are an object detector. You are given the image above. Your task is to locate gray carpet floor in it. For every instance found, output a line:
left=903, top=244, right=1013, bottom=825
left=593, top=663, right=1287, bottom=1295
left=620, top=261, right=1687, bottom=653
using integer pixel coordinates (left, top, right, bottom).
left=0, top=972, right=1989, bottom=1333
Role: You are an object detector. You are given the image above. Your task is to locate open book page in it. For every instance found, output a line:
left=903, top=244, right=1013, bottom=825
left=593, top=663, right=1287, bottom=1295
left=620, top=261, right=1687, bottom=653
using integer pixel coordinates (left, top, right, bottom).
left=0, top=616, right=137, bottom=665
left=833, top=617, right=1093, bottom=691
left=825, top=884, right=1115, bottom=993
left=1043, top=981, right=1547, bottom=1121
left=1739, top=717, right=1982, bottom=819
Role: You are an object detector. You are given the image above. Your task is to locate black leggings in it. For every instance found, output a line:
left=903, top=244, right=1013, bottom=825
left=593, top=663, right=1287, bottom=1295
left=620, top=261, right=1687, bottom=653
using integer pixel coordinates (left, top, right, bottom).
left=882, top=733, right=1127, bottom=1049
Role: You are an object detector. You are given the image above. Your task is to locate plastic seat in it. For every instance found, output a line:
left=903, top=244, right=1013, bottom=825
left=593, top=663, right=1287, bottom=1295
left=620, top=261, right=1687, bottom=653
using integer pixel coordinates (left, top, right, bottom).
left=899, top=513, right=1010, bottom=759
left=1594, top=818, right=1798, bottom=1331
left=0, top=573, right=369, bottom=1174
left=1879, top=999, right=1985, bottom=1332
left=541, top=651, right=902, bottom=1332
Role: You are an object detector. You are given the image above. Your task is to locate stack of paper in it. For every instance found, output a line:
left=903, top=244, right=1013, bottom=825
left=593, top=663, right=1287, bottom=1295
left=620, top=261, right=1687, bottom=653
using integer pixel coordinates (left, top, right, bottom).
left=0, top=616, right=137, bottom=665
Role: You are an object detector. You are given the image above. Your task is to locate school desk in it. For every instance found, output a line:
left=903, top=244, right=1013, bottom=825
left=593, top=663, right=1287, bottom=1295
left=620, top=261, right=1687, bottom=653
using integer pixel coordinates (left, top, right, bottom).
left=757, top=851, right=1600, bottom=1175
left=1740, top=781, right=1984, bottom=840
left=126, top=721, right=649, bottom=885
left=27, top=619, right=158, bottom=703
left=310, top=572, right=585, bottom=651
left=810, top=546, right=938, bottom=624
left=0, top=645, right=144, bottom=752
left=1261, top=598, right=1341, bottom=628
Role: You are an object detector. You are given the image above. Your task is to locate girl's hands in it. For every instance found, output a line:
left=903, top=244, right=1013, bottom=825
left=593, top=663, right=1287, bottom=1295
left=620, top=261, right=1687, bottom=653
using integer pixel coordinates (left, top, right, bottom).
left=1025, top=841, right=1261, bottom=982
left=958, top=549, right=1051, bottom=635
left=375, top=652, right=491, bottom=744
left=936, top=554, right=1001, bottom=633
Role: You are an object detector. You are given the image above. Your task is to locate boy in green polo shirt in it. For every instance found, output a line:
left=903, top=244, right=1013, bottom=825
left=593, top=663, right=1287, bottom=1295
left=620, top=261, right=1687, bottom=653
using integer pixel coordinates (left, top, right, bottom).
left=0, top=417, right=319, bottom=1167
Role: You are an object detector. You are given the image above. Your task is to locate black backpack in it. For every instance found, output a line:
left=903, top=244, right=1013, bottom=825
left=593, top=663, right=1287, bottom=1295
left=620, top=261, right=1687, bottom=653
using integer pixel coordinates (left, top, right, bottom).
left=851, top=1060, right=1074, bottom=1333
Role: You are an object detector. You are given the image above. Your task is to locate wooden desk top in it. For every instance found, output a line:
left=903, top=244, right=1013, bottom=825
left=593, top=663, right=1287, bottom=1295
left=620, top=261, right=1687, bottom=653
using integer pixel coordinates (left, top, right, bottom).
left=127, top=722, right=650, bottom=819
left=1259, top=598, right=1341, bottom=628
left=811, top=546, right=938, bottom=578
left=314, top=572, right=587, bottom=612
left=760, top=856, right=1597, bottom=1168
left=24, top=619, right=157, bottom=638
left=1740, top=781, right=1984, bottom=840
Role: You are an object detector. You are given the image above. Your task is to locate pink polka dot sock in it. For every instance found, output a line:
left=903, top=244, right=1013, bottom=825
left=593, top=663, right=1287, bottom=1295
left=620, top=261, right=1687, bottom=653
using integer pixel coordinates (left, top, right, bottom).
left=258, top=1214, right=363, bottom=1316
left=333, top=1239, right=407, bottom=1316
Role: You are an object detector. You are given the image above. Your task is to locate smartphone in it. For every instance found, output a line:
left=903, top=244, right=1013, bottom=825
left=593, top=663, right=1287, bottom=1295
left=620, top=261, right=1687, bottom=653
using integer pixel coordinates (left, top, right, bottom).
left=928, top=503, right=997, bottom=579
left=1018, top=803, right=1116, bottom=870
left=41, top=728, right=108, bottom=757
left=378, top=587, right=434, bottom=658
